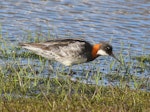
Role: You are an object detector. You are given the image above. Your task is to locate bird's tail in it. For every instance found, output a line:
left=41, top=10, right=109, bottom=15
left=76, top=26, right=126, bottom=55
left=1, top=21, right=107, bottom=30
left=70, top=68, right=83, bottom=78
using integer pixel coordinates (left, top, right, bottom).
left=19, top=43, right=29, bottom=47
left=18, top=43, right=39, bottom=51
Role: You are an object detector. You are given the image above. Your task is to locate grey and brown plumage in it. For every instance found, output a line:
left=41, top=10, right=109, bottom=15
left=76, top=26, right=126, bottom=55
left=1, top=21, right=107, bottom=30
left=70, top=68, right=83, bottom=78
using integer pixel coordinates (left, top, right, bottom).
left=19, top=38, right=120, bottom=66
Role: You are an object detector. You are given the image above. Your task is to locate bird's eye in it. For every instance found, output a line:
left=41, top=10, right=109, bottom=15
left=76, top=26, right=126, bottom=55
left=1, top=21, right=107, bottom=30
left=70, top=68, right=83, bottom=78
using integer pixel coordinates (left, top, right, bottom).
left=106, top=47, right=110, bottom=50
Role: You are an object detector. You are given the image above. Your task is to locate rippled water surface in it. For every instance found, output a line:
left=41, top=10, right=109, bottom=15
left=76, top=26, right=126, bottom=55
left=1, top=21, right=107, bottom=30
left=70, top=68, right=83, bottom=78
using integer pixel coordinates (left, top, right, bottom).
left=0, top=0, right=150, bottom=87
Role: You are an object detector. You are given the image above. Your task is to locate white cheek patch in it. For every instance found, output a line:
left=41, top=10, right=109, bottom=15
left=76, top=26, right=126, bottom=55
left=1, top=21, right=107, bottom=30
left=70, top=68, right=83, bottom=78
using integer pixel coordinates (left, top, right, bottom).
left=97, top=49, right=108, bottom=56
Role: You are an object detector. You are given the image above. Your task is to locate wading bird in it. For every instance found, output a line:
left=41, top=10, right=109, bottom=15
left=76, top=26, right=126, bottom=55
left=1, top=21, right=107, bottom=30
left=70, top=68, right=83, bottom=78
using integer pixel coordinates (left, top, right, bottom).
left=19, top=38, right=120, bottom=66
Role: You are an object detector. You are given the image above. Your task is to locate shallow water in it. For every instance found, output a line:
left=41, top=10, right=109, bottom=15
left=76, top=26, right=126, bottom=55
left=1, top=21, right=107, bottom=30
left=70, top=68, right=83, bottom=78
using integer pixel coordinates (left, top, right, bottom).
left=0, top=0, right=150, bottom=89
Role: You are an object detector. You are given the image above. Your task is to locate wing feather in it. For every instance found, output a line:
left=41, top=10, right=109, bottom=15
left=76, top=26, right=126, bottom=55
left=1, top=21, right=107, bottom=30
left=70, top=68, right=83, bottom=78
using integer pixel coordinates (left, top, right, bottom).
left=19, top=38, right=93, bottom=66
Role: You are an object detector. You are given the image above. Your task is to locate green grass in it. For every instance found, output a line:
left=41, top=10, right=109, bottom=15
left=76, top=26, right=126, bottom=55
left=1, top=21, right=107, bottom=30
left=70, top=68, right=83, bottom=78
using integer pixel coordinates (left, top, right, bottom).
left=0, top=33, right=150, bottom=112
left=0, top=77, right=150, bottom=112
left=135, top=55, right=150, bottom=63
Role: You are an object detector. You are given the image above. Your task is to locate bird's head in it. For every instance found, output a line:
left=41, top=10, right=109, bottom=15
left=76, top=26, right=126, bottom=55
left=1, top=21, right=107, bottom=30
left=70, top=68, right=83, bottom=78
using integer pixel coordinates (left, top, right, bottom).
left=92, top=42, right=120, bottom=62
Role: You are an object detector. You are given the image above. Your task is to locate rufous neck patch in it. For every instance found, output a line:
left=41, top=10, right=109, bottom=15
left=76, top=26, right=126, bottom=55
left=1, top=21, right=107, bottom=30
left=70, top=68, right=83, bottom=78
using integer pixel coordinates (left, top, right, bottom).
left=92, top=44, right=101, bottom=59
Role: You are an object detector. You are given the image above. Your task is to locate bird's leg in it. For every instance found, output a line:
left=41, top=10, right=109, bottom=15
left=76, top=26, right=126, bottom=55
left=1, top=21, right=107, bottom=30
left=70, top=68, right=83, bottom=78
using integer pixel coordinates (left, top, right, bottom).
left=68, top=66, right=71, bottom=75
left=65, top=66, right=77, bottom=83
left=48, top=60, right=54, bottom=75
left=68, top=66, right=76, bottom=76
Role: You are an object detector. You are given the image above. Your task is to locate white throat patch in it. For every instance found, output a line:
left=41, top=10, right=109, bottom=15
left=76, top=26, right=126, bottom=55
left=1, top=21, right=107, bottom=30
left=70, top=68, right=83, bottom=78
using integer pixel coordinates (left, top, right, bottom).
left=97, top=49, right=108, bottom=56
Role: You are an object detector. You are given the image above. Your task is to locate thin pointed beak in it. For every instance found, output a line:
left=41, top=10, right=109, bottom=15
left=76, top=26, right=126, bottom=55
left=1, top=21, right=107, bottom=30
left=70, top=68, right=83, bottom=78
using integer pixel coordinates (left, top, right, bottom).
left=110, top=53, right=121, bottom=63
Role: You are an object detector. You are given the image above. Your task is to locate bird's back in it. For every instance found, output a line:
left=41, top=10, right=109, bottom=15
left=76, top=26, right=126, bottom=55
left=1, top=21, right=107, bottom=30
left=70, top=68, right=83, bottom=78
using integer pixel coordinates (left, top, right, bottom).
left=19, top=38, right=93, bottom=66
